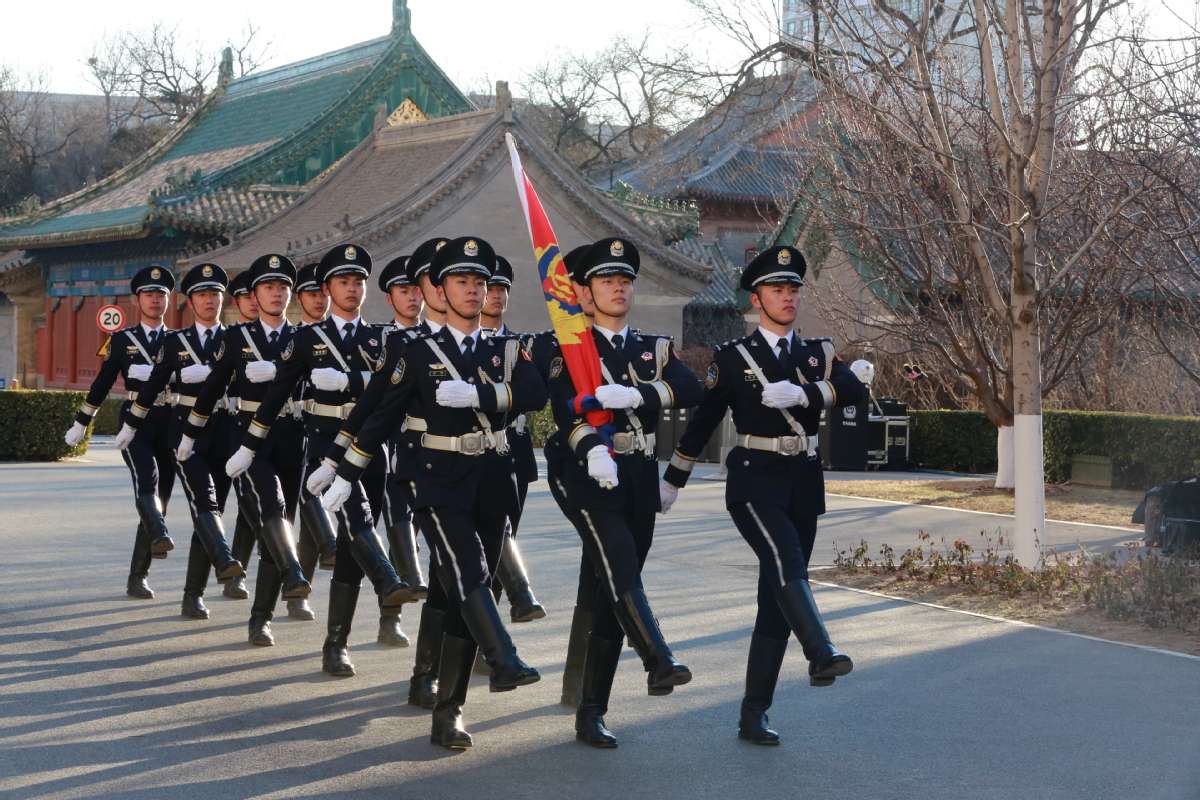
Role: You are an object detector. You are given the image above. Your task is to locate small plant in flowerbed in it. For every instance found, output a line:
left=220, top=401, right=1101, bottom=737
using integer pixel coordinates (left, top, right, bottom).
left=831, top=531, right=1200, bottom=633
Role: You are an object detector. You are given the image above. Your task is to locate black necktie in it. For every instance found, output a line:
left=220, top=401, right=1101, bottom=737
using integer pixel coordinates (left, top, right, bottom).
left=202, top=328, right=213, bottom=356
left=342, top=322, right=354, bottom=339
left=147, top=329, right=158, bottom=350
left=462, top=336, right=475, bottom=364
left=777, top=337, right=790, bottom=365
left=612, top=334, right=624, bottom=352
left=269, top=330, right=279, bottom=355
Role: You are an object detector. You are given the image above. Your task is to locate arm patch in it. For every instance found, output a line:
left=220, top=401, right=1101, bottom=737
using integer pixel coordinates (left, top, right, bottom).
left=391, top=357, right=406, bottom=384
left=705, top=362, right=719, bottom=388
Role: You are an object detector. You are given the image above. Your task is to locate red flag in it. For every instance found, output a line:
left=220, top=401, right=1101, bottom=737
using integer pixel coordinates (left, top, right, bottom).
left=506, top=134, right=612, bottom=438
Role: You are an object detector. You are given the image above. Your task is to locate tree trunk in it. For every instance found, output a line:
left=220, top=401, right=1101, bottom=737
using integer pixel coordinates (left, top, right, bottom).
left=995, top=425, right=1015, bottom=488
left=1010, top=230, right=1046, bottom=567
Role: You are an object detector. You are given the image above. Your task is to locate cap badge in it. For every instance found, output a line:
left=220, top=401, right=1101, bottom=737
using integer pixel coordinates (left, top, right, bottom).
left=345, top=246, right=356, bottom=260
left=611, top=240, right=625, bottom=257
left=465, top=240, right=479, bottom=257
left=151, top=268, right=161, bottom=279
left=269, top=255, right=280, bottom=268
left=202, top=266, right=212, bottom=277
left=778, top=249, right=792, bottom=266
left=435, top=241, right=446, bottom=251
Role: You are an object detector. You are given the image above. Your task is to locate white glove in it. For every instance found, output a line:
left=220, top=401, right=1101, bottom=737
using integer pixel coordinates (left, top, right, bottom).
left=114, top=423, right=136, bottom=450
left=180, top=364, right=211, bottom=384
left=435, top=379, right=480, bottom=408
left=176, top=435, right=195, bottom=462
left=245, top=360, right=276, bottom=383
left=659, top=481, right=679, bottom=513
left=311, top=367, right=349, bottom=392
left=64, top=422, right=87, bottom=447
left=595, top=384, right=644, bottom=410
left=586, top=444, right=619, bottom=489
left=306, top=458, right=338, bottom=495
left=225, top=445, right=255, bottom=478
left=761, top=380, right=808, bottom=409
left=322, top=476, right=352, bottom=512
left=127, top=364, right=153, bottom=381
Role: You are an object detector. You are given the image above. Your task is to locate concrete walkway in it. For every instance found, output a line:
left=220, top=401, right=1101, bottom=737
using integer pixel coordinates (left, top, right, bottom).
left=1, top=444, right=1196, bottom=799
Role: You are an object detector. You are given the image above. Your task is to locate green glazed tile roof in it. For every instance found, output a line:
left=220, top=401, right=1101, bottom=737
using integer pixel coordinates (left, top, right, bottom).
left=8, top=207, right=147, bottom=238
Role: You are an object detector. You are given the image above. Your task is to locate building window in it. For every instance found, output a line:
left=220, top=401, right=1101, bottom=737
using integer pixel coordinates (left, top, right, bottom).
left=785, top=21, right=798, bottom=35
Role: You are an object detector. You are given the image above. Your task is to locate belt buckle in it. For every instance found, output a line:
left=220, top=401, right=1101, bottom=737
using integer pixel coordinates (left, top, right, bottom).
left=779, top=436, right=801, bottom=456
left=612, top=432, right=633, bottom=454
left=459, top=432, right=484, bottom=455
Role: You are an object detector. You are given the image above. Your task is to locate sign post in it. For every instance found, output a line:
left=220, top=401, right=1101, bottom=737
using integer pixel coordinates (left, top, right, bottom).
left=97, top=304, right=125, bottom=334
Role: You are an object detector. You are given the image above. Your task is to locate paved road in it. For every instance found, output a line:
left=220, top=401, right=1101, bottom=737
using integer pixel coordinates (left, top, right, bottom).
left=2, top=442, right=1196, bottom=799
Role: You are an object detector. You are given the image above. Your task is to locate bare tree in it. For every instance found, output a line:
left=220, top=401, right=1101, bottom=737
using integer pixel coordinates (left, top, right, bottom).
left=0, top=66, right=89, bottom=207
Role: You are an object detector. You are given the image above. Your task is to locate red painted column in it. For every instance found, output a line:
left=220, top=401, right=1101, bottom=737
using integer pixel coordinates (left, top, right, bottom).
left=39, top=297, right=53, bottom=384
left=66, top=298, right=79, bottom=385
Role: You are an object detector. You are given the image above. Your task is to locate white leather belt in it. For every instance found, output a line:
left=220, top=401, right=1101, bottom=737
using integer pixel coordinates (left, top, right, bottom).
left=612, top=431, right=655, bottom=455
left=403, top=415, right=427, bottom=432
left=238, top=399, right=301, bottom=418
left=128, top=390, right=171, bottom=406
left=305, top=400, right=356, bottom=419
left=736, top=432, right=817, bottom=458
left=421, top=431, right=506, bottom=456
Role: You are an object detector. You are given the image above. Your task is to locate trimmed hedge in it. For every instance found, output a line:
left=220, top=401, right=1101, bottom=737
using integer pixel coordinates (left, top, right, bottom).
left=92, top=398, right=124, bottom=436
left=910, top=409, right=1200, bottom=490
left=0, top=390, right=90, bottom=461
left=526, top=404, right=557, bottom=448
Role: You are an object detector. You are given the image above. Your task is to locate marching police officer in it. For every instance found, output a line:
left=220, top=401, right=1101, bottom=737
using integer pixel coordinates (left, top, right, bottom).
left=66, top=265, right=177, bottom=598
left=295, top=263, right=329, bottom=326
left=306, top=237, right=450, bottom=704
left=323, top=235, right=545, bottom=749
left=235, top=243, right=410, bottom=677
left=662, top=245, right=863, bottom=745
left=547, top=237, right=702, bottom=748
left=221, top=269, right=259, bottom=600
left=188, top=254, right=311, bottom=646
left=116, top=263, right=246, bottom=619
left=481, top=253, right=545, bottom=624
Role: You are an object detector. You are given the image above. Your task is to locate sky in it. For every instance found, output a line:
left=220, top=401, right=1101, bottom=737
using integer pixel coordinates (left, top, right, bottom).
left=3, top=0, right=744, bottom=96
left=4, top=0, right=1195, bottom=96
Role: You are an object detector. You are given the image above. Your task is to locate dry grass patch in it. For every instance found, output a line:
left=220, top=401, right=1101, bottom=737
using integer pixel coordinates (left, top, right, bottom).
left=825, top=479, right=1143, bottom=528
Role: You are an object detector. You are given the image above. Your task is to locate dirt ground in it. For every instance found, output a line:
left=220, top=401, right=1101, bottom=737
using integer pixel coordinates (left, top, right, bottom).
left=817, top=567, right=1200, bottom=656
left=825, top=479, right=1144, bottom=529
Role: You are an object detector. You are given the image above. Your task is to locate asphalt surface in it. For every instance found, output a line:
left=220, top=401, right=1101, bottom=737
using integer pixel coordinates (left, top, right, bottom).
left=2, top=441, right=1197, bottom=799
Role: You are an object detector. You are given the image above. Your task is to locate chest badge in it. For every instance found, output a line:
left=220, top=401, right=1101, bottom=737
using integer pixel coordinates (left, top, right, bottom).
left=808, top=356, right=819, bottom=367
left=492, top=355, right=501, bottom=367
left=640, top=351, right=653, bottom=361
left=368, top=339, right=378, bottom=347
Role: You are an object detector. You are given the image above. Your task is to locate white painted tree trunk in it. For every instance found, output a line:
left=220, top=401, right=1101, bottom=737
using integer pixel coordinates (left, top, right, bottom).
left=1012, top=415, right=1045, bottom=566
left=995, top=425, right=1015, bottom=489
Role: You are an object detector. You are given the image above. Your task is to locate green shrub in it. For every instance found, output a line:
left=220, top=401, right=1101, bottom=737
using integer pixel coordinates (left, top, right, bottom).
left=0, top=390, right=90, bottom=461
left=910, top=408, right=1200, bottom=490
left=92, top=398, right=124, bottom=435
left=526, top=404, right=557, bottom=448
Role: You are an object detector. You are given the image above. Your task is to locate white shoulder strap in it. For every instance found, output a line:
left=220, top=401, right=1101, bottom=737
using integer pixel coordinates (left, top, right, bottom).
left=177, top=330, right=202, bottom=364
left=125, top=328, right=153, bottom=364
left=241, top=326, right=264, bottom=361
left=309, top=324, right=351, bottom=371
left=736, top=342, right=808, bottom=438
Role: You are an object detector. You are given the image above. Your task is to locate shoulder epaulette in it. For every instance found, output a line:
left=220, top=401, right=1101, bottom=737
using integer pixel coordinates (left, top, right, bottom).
left=802, top=337, right=833, bottom=345
left=631, top=331, right=674, bottom=342
left=715, top=334, right=752, bottom=351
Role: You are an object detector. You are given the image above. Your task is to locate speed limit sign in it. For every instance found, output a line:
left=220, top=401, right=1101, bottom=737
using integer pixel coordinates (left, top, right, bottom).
left=97, top=304, right=125, bottom=333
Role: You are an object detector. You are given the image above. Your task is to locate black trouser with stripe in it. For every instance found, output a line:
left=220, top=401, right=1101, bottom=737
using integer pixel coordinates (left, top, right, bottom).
left=121, top=404, right=175, bottom=577
left=727, top=501, right=818, bottom=641
left=547, top=462, right=602, bottom=620
left=176, top=446, right=234, bottom=597
left=572, top=504, right=655, bottom=642
left=235, top=416, right=306, bottom=559
left=328, top=443, right=388, bottom=586
left=413, top=505, right=507, bottom=640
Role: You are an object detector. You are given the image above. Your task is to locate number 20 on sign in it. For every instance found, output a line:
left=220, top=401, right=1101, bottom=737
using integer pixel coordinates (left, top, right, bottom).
left=97, top=305, right=125, bottom=334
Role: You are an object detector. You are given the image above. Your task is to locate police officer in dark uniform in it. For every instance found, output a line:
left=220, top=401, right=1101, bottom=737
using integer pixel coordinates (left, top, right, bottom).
left=189, top=253, right=311, bottom=646
left=222, top=270, right=259, bottom=600
left=116, top=264, right=246, bottom=619
left=322, top=235, right=545, bottom=749
left=548, top=237, right=702, bottom=748
left=480, top=254, right=545, bottom=624
left=237, top=243, right=410, bottom=677
left=307, top=238, right=450, bottom=702
left=662, top=245, right=863, bottom=745
left=66, top=265, right=178, bottom=598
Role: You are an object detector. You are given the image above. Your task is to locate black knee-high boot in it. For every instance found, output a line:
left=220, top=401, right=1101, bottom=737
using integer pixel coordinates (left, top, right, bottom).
left=224, top=513, right=254, bottom=599
left=386, top=518, right=428, bottom=600
left=349, top=528, right=411, bottom=610
left=459, top=588, right=540, bottom=692
left=429, top=634, right=477, bottom=749
left=495, top=538, right=546, bottom=623
left=258, top=517, right=311, bottom=600
left=322, top=580, right=359, bottom=677
left=298, top=497, right=338, bottom=569
left=181, top=534, right=212, bottom=619
left=738, top=633, right=788, bottom=744
left=249, top=557, right=284, bottom=646
left=127, top=523, right=155, bottom=598
left=561, top=603, right=595, bottom=706
left=613, top=589, right=691, bottom=696
left=575, top=634, right=622, bottom=748
left=773, top=579, right=852, bottom=686
left=193, top=513, right=244, bottom=583
left=135, top=494, right=174, bottom=556
left=409, top=604, right=446, bottom=708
